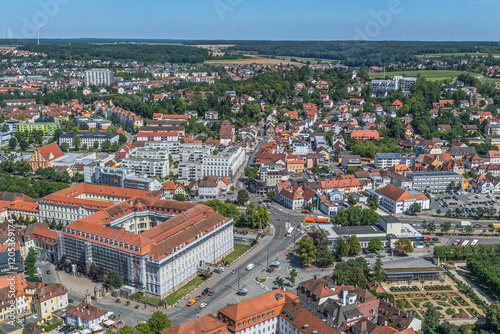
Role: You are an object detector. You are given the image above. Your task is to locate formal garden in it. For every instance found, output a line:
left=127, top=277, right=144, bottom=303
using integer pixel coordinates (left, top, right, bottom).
left=383, top=277, right=485, bottom=320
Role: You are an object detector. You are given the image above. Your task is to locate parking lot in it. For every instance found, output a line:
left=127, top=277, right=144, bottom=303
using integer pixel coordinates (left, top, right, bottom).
left=431, top=192, right=499, bottom=219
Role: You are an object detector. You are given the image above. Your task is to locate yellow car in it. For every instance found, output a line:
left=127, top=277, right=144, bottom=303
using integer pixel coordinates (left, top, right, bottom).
left=187, top=299, right=196, bottom=306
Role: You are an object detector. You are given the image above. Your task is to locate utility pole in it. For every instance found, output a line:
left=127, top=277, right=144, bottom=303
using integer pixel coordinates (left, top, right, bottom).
left=266, top=246, right=269, bottom=269
left=237, top=269, right=240, bottom=292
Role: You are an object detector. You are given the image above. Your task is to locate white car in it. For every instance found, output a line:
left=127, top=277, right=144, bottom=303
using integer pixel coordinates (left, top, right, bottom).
left=199, top=303, right=207, bottom=308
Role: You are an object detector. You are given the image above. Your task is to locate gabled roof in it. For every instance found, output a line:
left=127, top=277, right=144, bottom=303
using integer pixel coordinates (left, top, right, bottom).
left=36, top=142, right=64, bottom=161
left=376, top=184, right=427, bottom=202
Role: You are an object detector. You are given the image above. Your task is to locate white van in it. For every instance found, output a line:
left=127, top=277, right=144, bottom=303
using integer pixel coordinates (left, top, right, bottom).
left=246, top=263, right=255, bottom=271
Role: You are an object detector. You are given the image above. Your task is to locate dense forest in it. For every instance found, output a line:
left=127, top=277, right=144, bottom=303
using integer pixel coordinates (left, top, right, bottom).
left=21, top=43, right=212, bottom=63
left=186, top=40, right=500, bottom=66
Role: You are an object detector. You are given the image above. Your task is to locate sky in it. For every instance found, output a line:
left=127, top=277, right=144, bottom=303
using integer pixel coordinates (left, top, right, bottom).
left=1, top=0, right=500, bottom=41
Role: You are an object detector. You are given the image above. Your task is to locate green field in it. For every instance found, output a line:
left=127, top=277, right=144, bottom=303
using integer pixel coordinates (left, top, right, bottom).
left=369, top=70, right=472, bottom=81
left=266, top=55, right=336, bottom=64
left=224, top=244, right=251, bottom=264
left=165, top=276, right=205, bottom=305
left=479, top=77, right=500, bottom=83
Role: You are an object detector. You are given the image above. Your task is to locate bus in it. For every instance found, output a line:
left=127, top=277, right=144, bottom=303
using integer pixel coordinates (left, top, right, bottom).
left=304, top=216, right=316, bottom=223
left=316, top=216, right=329, bottom=223
left=493, top=224, right=500, bottom=229
left=286, top=227, right=294, bottom=237
left=461, top=240, right=470, bottom=246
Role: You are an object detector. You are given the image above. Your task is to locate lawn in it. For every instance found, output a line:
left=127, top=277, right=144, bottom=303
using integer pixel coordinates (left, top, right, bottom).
left=131, top=292, right=163, bottom=306
left=44, top=321, right=63, bottom=332
left=224, top=244, right=252, bottom=264
left=165, top=276, right=205, bottom=305
left=368, top=70, right=472, bottom=81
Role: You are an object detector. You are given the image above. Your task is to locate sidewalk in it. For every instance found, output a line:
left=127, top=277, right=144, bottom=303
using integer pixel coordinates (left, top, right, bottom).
left=165, top=224, right=276, bottom=314
left=450, top=266, right=493, bottom=305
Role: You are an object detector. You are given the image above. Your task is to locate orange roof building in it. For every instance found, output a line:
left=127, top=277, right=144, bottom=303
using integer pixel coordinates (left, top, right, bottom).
left=27, top=142, right=65, bottom=172
left=374, top=184, right=430, bottom=214
left=57, top=185, right=233, bottom=299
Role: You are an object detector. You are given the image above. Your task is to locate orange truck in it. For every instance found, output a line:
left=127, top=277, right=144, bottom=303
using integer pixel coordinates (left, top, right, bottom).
left=316, top=216, right=330, bottom=223
left=304, top=216, right=316, bottom=223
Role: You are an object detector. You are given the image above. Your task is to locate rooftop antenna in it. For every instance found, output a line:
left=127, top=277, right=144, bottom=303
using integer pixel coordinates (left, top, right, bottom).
left=35, top=24, right=45, bottom=45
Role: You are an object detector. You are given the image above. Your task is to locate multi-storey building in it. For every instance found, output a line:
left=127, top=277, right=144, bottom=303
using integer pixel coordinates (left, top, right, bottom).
left=84, top=69, right=114, bottom=87
left=32, top=283, right=68, bottom=322
left=406, top=171, right=463, bottom=192
left=16, top=122, right=60, bottom=135
left=178, top=144, right=213, bottom=181
left=95, top=166, right=160, bottom=191
left=59, top=131, right=119, bottom=148
left=59, top=196, right=233, bottom=298
left=370, top=76, right=416, bottom=92
left=120, top=145, right=170, bottom=178
left=202, top=146, right=245, bottom=180
left=38, top=183, right=160, bottom=225
left=374, top=153, right=416, bottom=169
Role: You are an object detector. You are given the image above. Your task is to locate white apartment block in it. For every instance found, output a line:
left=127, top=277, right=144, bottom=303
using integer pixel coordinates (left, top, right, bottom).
left=370, top=76, right=416, bottom=92
left=202, top=146, right=245, bottom=180
left=84, top=69, right=114, bottom=87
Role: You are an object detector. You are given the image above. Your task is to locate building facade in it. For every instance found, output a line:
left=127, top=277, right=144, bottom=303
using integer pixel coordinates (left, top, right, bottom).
left=84, top=69, right=114, bottom=87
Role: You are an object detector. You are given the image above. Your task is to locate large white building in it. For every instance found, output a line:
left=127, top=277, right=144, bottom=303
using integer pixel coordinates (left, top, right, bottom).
left=55, top=184, right=234, bottom=299
left=374, top=152, right=416, bottom=169
left=120, top=144, right=170, bottom=178
left=84, top=69, right=114, bottom=87
left=370, top=184, right=430, bottom=214
left=370, top=76, right=416, bottom=92
left=202, top=146, right=245, bottom=180
left=59, top=131, right=119, bottom=148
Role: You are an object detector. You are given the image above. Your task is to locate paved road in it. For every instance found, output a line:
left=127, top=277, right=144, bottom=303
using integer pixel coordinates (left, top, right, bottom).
left=167, top=211, right=303, bottom=325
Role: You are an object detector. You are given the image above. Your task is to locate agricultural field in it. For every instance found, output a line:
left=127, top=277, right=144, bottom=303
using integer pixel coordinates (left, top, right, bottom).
left=205, top=54, right=305, bottom=66
left=368, top=70, right=473, bottom=81
left=266, top=55, right=336, bottom=65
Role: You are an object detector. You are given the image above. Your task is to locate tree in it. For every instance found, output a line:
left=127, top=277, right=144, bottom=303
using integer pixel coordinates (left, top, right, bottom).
left=60, top=142, right=69, bottom=152
left=147, top=311, right=171, bottom=332
left=101, top=140, right=112, bottom=152
left=486, top=301, right=500, bottom=333
left=346, top=235, right=361, bottom=256
left=297, top=236, right=316, bottom=266
left=441, top=221, right=451, bottom=235
left=118, top=326, right=138, bottom=334
left=427, top=222, right=436, bottom=235
left=105, top=270, right=124, bottom=288
left=277, top=277, right=285, bottom=287
left=119, top=133, right=128, bottom=145
left=89, top=263, right=105, bottom=282
left=316, top=245, right=334, bottom=267
left=305, top=202, right=313, bottom=212
left=335, top=237, right=348, bottom=258
left=8, top=137, right=17, bottom=150
left=348, top=196, right=356, bottom=206
left=268, top=190, right=276, bottom=201
left=373, top=255, right=385, bottom=282
left=25, top=247, right=40, bottom=282
left=464, top=225, right=474, bottom=235
left=408, top=202, right=422, bottom=215
left=93, top=141, right=99, bottom=149
left=237, top=189, right=249, bottom=204
left=436, top=208, right=442, bottom=215
left=135, top=322, right=150, bottom=334
left=289, top=268, right=297, bottom=283
left=20, top=139, right=33, bottom=151
left=72, top=135, right=82, bottom=150
left=423, top=305, right=440, bottom=334
left=394, top=238, right=413, bottom=254
left=173, top=193, right=186, bottom=202
left=333, top=258, right=369, bottom=288
left=368, top=238, right=383, bottom=253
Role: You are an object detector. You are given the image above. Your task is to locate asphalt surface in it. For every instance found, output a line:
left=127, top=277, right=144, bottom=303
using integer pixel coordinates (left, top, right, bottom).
left=167, top=208, right=304, bottom=325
